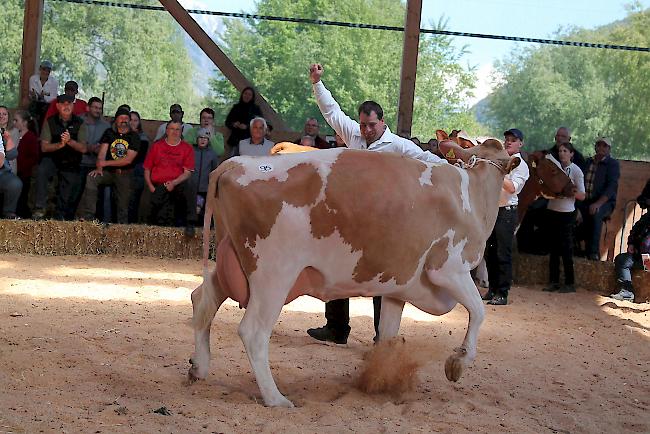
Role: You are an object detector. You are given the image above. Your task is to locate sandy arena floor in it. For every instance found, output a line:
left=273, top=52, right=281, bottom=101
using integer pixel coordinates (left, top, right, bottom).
left=0, top=254, right=648, bottom=433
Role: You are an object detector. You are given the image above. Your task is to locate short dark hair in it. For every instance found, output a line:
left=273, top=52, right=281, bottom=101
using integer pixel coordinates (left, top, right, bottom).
left=64, top=80, right=79, bottom=91
left=358, top=101, right=383, bottom=120
left=200, top=108, right=215, bottom=118
left=88, top=97, right=103, bottom=106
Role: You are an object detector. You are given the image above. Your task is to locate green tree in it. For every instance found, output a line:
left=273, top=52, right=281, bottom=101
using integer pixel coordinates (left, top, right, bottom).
left=486, top=6, right=650, bottom=160
left=207, top=0, right=483, bottom=140
left=1, top=0, right=203, bottom=120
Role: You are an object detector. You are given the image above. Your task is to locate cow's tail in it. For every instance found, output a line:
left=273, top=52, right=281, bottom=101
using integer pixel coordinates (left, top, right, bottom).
left=194, top=177, right=219, bottom=330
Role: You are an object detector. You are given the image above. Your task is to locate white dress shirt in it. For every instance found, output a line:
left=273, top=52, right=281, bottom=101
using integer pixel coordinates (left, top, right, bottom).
left=313, top=81, right=446, bottom=165
left=498, top=152, right=529, bottom=207
left=28, top=74, right=59, bottom=103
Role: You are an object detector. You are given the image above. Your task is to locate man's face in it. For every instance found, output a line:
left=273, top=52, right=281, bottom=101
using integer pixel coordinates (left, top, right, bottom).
left=304, top=119, right=319, bottom=136
left=554, top=128, right=570, bottom=146
left=57, top=101, right=73, bottom=118
left=0, top=108, right=9, bottom=127
left=170, top=108, right=183, bottom=122
left=250, top=120, right=265, bottom=141
left=504, top=134, right=523, bottom=156
left=39, top=67, right=51, bottom=80
left=64, top=86, right=78, bottom=98
left=595, top=141, right=610, bottom=158
left=359, top=111, right=385, bottom=144
left=115, top=114, right=130, bottom=132
left=166, top=123, right=182, bottom=141
left=88, top=101, right=103, bottom=119
left=200, top=112, right=214, bottom=128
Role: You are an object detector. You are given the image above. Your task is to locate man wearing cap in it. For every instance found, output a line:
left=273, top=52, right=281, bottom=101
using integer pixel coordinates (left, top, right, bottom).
left=576, top=137, right=620, bottom=261
left=183, top=107, right=225, bottom=157
left=77, top=108, right=141, bottom=224
left=28, top=60, right=59, bottom=126
left=154, top=104, right=193, bottom=141
left=482, top=128, right=530, bottom=305
left=187, top=127, right=220, bottom=234
left=32, top=94, right=88, bottom=220
left=44, top=81, right=88, bottom=122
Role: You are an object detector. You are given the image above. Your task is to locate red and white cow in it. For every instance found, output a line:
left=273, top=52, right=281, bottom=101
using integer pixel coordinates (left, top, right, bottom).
left=188, top=140, right=519, bottom=407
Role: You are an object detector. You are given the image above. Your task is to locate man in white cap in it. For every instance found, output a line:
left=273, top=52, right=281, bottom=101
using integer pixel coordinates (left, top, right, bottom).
left=28, top=60, right=59, bottom=126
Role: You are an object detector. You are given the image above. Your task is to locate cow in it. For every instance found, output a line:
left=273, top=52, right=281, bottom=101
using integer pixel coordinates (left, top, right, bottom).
left=187, top=139, right=520, bottom=407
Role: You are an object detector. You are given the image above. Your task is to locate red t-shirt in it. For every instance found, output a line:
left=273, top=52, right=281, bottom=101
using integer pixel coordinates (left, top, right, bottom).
left=143, top=139, right=195, bottom=185
left=43, top=99, right=89, bottom=123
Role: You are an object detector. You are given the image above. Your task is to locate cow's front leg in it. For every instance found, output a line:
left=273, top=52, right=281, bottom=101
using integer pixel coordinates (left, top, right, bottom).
left=376, top=297, right=405, bottom=342
left=238, top=286, right=294, bottom=408
left=188, top=269, right=226, bottom=382
left=439, top=272, right=484, bottom=382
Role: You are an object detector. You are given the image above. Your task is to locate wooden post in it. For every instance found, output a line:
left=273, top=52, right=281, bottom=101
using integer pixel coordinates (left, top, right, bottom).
left=397, top=0, right=422, bottom=138
left=159, top=0, right=287, bottom=131
left=19, top=0, right=45, bottom=108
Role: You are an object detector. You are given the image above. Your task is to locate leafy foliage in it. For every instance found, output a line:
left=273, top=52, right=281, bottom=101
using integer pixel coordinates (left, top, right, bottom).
left=1, top=0, right=203, bottom=120
left=206, top=0, right=483, bottom=139
left=486, top=6, right=650, bottom=161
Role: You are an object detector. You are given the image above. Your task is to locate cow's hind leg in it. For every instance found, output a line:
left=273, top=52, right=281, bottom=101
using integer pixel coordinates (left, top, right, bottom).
left=238, top=281, right=294, bottom=408
left=376, top=297, right=405, bottom=341
left=428, top=270, right=484, bottom=382
left=188, top=268, right=226, bottom=382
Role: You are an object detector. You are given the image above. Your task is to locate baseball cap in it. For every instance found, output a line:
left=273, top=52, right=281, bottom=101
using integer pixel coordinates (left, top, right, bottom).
left=114, top=108, right=131, bottom=119
left=40, top=60, right=53, bottom=70
left=197, top=127, right=211, bottom=139
left=504, top=128, right=524, bottom=141
left=56, top=94, right=75, bottom=103
left=595, top=137, right=612, bottom=147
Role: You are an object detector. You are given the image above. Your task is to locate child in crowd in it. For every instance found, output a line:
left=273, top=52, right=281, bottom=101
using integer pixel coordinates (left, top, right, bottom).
left=190, top=128, right=220, bottom=224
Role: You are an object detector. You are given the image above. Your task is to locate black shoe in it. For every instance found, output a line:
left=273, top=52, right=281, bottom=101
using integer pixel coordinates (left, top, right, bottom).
left=487, top=295, right=508, bottom=305
left=587, top=253, right=600, bottom=261
left=307, top=325, right=349, bottom=344
left=184, top=225, right=195, bottom=237
left=543, top=283, right=560, bottom=292
left=558, top=284, right=576, bottom=293
left=482, top=289, right=496, bottom=301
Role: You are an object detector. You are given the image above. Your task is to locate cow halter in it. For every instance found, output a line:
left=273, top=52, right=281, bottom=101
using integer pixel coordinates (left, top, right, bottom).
left=455, top=155, right=506, bottom=174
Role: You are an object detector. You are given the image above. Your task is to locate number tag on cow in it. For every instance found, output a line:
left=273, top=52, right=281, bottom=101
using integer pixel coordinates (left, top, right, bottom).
left=258, top=164, right=273, bottom=173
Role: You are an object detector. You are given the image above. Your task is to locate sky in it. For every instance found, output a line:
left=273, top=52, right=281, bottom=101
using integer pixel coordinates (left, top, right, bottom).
left=179, top=0, right=649, bottom=103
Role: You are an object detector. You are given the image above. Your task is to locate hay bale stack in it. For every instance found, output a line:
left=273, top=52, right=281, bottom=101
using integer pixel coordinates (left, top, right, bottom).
left=0, top=220, right=210, bottom=259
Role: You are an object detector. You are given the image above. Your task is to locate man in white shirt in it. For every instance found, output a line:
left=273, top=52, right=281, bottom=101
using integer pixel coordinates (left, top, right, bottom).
left=482, top=128, right=530, bottom=305
left=274, top=63, right=448, bottom=343
left=28, top=60, right=59, bottom=127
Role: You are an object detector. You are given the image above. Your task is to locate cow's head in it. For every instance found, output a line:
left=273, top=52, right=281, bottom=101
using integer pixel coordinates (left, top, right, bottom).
left=438, top=136, right=519, bottom=174
left=529, top=156, right=574, bottom=198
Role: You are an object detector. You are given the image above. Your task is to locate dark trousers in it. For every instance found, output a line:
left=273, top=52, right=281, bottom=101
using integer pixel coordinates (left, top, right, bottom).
left=17, top=175, right=33, bottom=218
left=0, top=170, right=23, bottom=217
left=147, top=181, right=194, bottom=226
left=576, top=201, right=615, bottom=257
left=547, top=209, right=576, bottom=285
left=78, top=169, right=133, bottom=224
left=34, top=157, right=82, bottom=220
left=325, top=296, right=381, bottom=336
left=128, top=164, right=145, bottom=223
left=485, top=206, right=517, bottom=297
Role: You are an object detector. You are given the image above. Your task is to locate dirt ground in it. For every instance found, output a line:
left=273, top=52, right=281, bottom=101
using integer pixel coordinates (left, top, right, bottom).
left=0, top=254, right=648, bottom=434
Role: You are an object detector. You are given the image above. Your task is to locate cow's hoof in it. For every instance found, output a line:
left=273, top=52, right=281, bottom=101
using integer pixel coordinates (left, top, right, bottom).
left=186, top=368, right=200, bottom=385
left=444, top=351, right=466, bottom=382
left=264, top=395, right=295, bottom=408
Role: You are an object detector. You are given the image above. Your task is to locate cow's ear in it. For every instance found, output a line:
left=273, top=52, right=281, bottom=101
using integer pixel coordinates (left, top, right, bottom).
left=505, top=156, right=521, bottom=174
left=436, top=130, right=449, bottom=141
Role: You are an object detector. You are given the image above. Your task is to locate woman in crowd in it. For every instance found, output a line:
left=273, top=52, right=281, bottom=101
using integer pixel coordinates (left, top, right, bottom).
left=225, top=87, right=262, bottom=157
left=12, top=110, right=40, bottom=218
left=543, top=142, right=586, bottom=293
left=238, top=117, right=274, bottom=157
left=127, top=111, right=150, bottom=223
left=0, top=106, right=20, bottom=173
